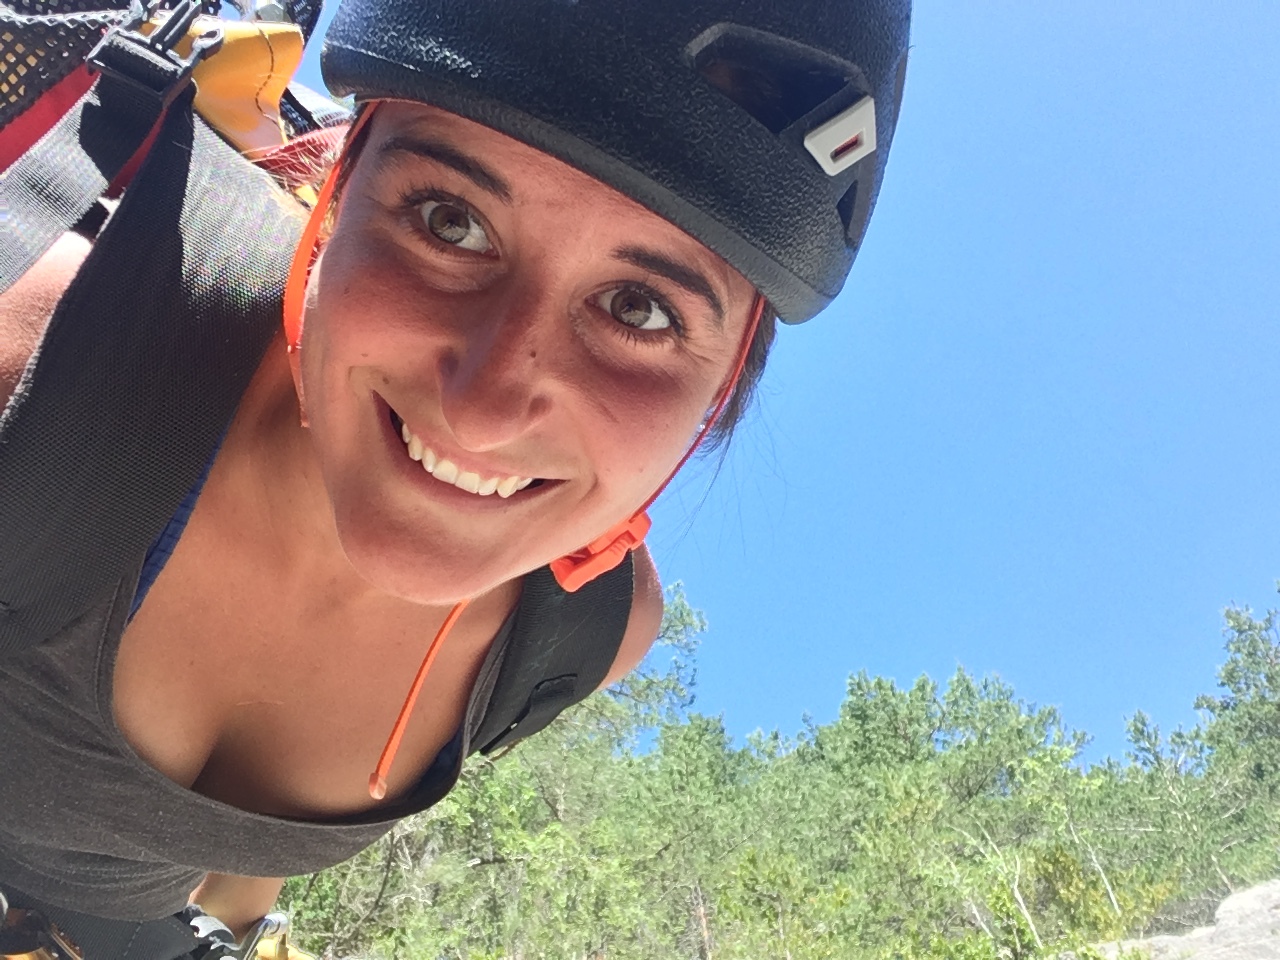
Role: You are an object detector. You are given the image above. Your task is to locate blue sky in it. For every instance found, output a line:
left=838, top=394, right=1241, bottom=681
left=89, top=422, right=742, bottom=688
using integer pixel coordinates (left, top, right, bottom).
left=298, top=4, right=1280, bottom=761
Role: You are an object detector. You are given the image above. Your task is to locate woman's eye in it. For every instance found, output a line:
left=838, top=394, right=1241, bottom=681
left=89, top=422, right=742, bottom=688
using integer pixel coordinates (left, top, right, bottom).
left=418, top=199, right=492, bottom=253
left=595, top=287, right=675, bottom=332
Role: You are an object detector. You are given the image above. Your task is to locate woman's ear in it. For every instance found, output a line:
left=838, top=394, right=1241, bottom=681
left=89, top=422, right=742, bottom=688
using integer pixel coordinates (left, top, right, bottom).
left=288, top=345, right=308, bottom=428
left=287, top=257, right=327, bottom=429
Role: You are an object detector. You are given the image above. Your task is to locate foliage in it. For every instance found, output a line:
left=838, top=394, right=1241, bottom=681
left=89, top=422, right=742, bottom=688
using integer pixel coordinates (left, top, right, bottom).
left=280, top=585, right=1280, bottom=959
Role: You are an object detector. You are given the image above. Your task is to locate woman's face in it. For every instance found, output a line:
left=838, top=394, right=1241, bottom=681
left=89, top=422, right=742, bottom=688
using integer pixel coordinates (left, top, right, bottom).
left=299, top=103, right=759, bottom=604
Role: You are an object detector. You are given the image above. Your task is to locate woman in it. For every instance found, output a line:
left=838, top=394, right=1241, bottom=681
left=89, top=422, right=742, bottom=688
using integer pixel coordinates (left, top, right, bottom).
left=0, top=0, right=910, bottom=956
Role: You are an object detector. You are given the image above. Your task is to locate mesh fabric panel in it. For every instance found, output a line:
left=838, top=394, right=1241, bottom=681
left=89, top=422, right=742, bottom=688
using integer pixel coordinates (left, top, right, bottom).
left=0, top=0, right=218, bottom=132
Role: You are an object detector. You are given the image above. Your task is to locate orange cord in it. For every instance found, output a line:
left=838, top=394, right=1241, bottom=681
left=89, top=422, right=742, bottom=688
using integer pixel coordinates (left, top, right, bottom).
left=282, top=105, right=378, bottom=352
left=369, top=597, right=471, bottom=800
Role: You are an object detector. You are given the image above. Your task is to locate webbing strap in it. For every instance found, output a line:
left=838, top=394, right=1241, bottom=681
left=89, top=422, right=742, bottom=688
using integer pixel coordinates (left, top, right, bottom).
left=0, top=52, right=189, bottom=295
left=0, top=64, right=98, bottom=175
left=474, top=557, right=633, bottom=755
left=0, top=100, right=299, bottom=656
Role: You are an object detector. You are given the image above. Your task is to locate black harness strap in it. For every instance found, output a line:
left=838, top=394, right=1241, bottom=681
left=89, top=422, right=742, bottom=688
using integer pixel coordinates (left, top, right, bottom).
left=0, top=4, right=218, bottom=295
left=0, top=95, right=299, bottom=656
left=474, top=557, right=634, bottom=755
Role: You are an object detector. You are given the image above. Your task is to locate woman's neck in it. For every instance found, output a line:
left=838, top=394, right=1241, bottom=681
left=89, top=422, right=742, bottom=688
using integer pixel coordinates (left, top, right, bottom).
left=217, top=333, right=386, bottom=607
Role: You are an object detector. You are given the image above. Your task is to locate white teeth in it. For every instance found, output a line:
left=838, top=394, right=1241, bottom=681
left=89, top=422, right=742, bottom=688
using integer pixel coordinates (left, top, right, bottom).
left=433, top=458, right=459, bottom=484
left=398, top=418, right=535, bottom=497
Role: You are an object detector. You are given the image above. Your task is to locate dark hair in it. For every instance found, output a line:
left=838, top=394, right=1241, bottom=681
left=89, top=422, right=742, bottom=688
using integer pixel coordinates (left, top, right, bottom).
left=325, top=107, right=777, bottom=448
left=703, top=304, right=777, bottom=451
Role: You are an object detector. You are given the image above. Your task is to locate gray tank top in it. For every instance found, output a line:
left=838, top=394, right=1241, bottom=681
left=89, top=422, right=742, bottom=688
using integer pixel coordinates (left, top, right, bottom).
left=0, top=564, right=512, bottom=921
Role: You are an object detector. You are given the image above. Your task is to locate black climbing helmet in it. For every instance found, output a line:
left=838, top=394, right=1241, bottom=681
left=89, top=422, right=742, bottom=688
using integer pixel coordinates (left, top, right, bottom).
left=321, top=0, right=911, bottom=324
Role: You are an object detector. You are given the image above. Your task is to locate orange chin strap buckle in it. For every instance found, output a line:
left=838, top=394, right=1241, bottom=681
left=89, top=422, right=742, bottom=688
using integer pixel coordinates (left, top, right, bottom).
left=549, top=511, right=653, bottom=594
left=549, top=294, right=765, bottom=593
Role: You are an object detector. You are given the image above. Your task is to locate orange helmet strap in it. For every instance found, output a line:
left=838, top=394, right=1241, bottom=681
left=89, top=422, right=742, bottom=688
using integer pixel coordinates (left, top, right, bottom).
left=282, top=104, right=379, bottom=353
left=549, top=294, right=766, bottom=592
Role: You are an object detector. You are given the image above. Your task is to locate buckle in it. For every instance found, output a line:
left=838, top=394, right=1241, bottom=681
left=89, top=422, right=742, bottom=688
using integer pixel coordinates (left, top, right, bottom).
left=550, top=511, right=651, bottom=593
left=0, top=892, right=85, bottom=960
left=188, top=911, right=314, bottom=960
left=87, top=0, right=224, bottom=104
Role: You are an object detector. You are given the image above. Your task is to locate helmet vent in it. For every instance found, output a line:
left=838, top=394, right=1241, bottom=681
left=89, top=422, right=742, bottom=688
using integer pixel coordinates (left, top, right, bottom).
left=689, top=25, right=857, bottom=136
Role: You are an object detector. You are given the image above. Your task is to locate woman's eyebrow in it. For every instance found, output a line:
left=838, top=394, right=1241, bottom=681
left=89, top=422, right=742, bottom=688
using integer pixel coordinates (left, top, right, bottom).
left=376, top=135, right=514, bottom=204
left=614, top=246, right=725, bottom=325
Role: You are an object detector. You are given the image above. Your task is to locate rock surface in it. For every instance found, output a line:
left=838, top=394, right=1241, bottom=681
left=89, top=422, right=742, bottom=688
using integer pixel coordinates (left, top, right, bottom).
left=1094, top=880, right=1280, bottom=959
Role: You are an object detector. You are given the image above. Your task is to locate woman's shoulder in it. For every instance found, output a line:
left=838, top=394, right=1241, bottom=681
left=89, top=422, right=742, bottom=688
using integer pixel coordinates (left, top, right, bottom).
left=597, top=545, right=664, bottom=689
left=0, top=231, right=92, bottom=408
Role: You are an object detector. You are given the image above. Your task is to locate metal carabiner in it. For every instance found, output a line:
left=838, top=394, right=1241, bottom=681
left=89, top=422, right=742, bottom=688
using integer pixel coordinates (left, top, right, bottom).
left=187, top=912, right=315, bottom=960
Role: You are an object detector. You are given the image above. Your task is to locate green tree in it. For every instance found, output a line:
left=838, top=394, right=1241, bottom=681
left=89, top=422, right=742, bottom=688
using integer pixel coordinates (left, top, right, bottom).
left=279, top=587, right=1280, bottom=960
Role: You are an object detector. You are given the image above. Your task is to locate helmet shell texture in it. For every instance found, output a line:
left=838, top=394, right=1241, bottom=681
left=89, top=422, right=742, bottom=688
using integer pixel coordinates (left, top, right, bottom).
left=322, top=0, right=911, bottom=323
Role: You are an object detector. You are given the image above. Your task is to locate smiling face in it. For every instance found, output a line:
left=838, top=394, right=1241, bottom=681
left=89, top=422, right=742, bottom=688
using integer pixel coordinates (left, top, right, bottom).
left=296, top=102, right=760, bottom=604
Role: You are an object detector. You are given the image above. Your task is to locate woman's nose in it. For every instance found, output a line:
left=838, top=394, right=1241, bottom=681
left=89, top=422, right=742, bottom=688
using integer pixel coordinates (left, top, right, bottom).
left=436, top=293, right=553, bottom=452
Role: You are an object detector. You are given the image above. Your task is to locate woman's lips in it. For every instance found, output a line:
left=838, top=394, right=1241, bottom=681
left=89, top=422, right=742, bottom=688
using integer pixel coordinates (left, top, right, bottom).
left=386, top=405, right=548, bottom=500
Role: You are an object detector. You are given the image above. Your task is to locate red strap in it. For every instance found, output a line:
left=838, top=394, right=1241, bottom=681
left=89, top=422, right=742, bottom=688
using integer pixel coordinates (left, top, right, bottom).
left=0, top=65, right=97, bottom=175
left=0, top=62, right=175, bottom=198
left=104, top=110, right=169, bottom=199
